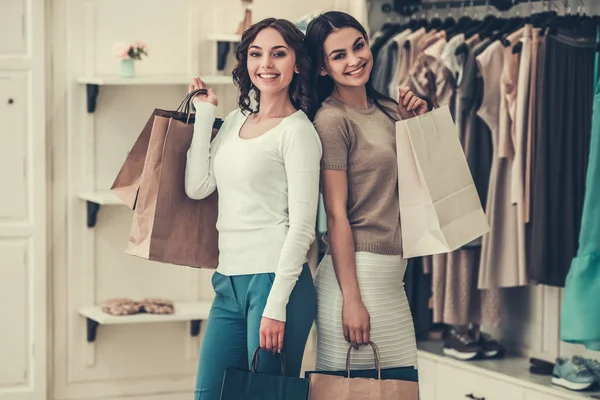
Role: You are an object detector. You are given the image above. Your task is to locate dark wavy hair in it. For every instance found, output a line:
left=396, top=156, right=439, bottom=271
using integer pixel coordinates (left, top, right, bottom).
left=232, top=18, right=315, bottom=115
left=305, top=11, right=398, bottom=120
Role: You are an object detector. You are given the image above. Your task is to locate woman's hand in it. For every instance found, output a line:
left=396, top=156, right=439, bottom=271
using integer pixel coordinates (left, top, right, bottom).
left=188, top=77, right=218, bottom=107
left=259, top=317, right=285, bottom=354
left=342, top=297, right=371, bottom=349
left=397, top=86, right=428, bottom=120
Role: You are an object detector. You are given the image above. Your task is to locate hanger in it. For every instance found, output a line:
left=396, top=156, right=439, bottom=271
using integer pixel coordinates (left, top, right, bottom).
left=441, top=3, right=457, bottom=29
left=446, top=2, right=475, bottom=39
left=429, top=5, right=444, bottom=31
left=464, top=0, right=498, bottom=40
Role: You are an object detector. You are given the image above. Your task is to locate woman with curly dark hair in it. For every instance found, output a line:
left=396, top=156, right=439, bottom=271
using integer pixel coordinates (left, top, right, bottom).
left=185, top=18, right=321, bottom=400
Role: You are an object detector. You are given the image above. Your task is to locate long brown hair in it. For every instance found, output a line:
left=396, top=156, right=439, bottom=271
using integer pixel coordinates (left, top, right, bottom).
left=304, top=11, right=398, bottom=120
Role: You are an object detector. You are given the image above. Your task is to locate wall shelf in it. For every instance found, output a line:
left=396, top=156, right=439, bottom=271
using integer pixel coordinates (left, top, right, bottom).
left=77, top=75, right=234, bottom=112
left=78, top=191, right=124, bottom=228
left=207, top=33, right=241, bottom=42
left=78, top=301, right=212, bottom=343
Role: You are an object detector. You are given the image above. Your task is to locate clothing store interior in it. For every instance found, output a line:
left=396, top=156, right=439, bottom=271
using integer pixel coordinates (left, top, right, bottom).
left=2, top=0, right=600, bottom=399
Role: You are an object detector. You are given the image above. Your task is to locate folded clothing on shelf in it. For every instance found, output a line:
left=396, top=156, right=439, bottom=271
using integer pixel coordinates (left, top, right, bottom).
left=139, top=298, right=175, bottom=315
left=101, top=298, right=175, bottom=316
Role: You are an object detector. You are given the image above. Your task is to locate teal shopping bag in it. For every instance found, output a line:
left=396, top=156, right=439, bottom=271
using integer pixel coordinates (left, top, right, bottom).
left=220, top=348, right=309, bottom=400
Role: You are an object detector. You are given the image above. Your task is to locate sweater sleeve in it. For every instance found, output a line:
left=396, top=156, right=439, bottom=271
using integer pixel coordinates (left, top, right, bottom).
left=313, top=109, right=352, bottom=171
left=261, top=122, right=323, bottom=322
left=185, top=102, right=222, bottom=200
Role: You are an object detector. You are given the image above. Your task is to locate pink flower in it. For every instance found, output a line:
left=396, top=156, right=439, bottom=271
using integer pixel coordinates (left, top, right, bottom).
left=135, top=40, right=147, bottom=50
left=112, top=42, right=130, bottom=60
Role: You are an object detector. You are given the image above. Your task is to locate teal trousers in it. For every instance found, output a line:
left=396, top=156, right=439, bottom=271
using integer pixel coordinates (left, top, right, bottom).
left=194, top=264, right=316, bottom=400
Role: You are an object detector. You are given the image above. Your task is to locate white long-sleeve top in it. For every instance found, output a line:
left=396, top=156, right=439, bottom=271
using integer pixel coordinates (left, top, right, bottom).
left=185, top=102, right=322, bottom=322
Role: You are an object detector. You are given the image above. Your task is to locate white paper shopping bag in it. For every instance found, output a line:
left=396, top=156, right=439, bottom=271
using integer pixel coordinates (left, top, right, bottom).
left=396, top=106, right=489, bottom=258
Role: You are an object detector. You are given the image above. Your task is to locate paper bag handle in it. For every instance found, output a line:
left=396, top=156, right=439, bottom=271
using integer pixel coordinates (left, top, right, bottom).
left=345, top=341, right=381, bottom=379
left=175, top=89, right=209, bottom=124
left=250, top=347, right=286, bottom=376
left=176, top=88, right=207, bottom=113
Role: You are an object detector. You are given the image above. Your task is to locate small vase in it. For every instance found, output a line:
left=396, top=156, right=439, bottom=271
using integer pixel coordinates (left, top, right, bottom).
left=119, top=59, right=135, bottom=78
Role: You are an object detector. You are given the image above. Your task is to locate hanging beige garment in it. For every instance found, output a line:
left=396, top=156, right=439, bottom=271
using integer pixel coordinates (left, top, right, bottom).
left=391, top=27, right=426, bottom=100
left=477, top=28, right=528, bottom=289
left=510, top=24, right=532, bottom=283
left=408, top=38, right=457, bottom=108
left=430, top=38, right=502, bottom=327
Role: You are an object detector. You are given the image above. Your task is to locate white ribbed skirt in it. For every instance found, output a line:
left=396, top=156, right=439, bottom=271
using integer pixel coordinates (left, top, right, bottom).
left=314, top=252, right=418, bottom=371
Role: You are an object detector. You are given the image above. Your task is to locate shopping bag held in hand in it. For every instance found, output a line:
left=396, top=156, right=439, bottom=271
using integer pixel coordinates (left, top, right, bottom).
left=220, top=347, right=310, bottom=400
left=112, top=89, right=221, bottom=268
left=396, top=105, right=489, bottom=258
left=307, top=342, right=419, bottom=400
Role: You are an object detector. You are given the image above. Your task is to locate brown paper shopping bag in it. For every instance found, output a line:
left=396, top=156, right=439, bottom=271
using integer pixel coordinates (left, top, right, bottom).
left=308, top=342, right=418, bottom=400
left=111, top=91, right=206, bottom=209
left=114, top=89, right=221, bottom=268
left=110, top=112, right=155, bottom=209
left=395, top=105, right=489, bottom=258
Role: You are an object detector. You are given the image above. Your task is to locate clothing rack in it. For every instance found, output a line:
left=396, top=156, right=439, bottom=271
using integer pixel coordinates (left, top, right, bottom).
left=388, top=0, right=585, bottom=16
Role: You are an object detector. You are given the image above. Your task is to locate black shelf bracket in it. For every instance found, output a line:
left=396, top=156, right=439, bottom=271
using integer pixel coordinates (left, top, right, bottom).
left=87, top=84, right=100, bottom=113
left=86, top=201, right=101, bottom=228
left=85, top=318, right=203, bottom=343
left=86, top=318, right=100, bottom=343
left=191, top=320, right=202, bottom=337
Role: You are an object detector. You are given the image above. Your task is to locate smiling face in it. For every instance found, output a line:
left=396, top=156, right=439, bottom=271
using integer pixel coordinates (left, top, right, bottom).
left=321, top=27, right=372, bottom=89
left=247, top=27, right=298, bottom=96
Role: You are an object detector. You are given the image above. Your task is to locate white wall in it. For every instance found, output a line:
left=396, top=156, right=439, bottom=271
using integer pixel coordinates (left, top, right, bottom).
left=48, top=1, right=345, bottom=400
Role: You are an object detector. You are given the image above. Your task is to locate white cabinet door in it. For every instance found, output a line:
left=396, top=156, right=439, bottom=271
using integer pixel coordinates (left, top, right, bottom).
left=435, top=364, right=526, bottom=400
left=417, top=355, right=437, bottom=400
left=0, top=0, right=47, bottom=399
left=0, top=0, right=27, bottom=56
left=524, top=389, right=571, bottom=400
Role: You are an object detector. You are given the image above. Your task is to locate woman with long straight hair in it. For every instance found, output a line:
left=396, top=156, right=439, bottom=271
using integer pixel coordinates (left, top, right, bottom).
left=186, top=18, right=321, bottom=399
left=305, top=11, right=428, bottom=373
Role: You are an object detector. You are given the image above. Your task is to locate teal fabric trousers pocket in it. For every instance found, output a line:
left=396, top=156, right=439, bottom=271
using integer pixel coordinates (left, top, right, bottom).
left=194, top=264, right=316, bottom=400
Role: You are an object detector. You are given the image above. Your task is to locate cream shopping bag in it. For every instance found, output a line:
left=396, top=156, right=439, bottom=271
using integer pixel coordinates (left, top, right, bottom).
left=396, top=105, right=489, bottom=258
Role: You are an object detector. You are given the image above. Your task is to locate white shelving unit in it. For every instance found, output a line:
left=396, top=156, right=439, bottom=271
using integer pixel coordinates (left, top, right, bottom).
left=70, top=26, right=227, bottom=367
left=78, top=191, right=122, bottom=206
left=79, top=302, right=213, bottom=343
left=207, top=33, right=241, bottom=42
left=78, top=190, right=125, bottom=228
left=77, top=74, right=233, bottom=86
left=78, top=74, right=234, bottom=113
left=417, top=341, right=600, bottom=400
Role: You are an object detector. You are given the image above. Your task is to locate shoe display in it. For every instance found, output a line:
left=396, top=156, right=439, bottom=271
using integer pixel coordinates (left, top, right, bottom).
left=442, top=328, right=483, bottom=361
left=472, top=330, right=505, bottom=359
left=573, top=356, right=600, bottom=383
left=551, top=357, right=595, bottom=391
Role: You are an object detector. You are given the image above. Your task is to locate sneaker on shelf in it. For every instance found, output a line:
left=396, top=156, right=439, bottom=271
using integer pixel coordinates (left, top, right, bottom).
left=442, top=328, right=482, bottom=361
left=573, top=356, right=600, bottom=383
left=551, top=357, right=595, bottom=391
left=474, top=331, right=506, bottom=359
